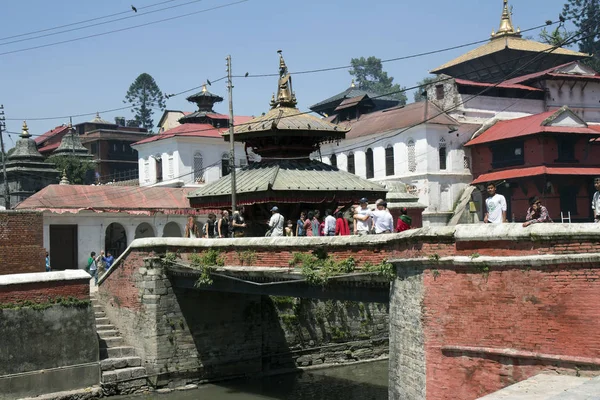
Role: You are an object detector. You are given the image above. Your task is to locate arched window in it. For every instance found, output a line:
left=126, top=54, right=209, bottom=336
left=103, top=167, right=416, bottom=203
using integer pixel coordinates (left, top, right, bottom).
left=330, top=154, right=337, bottom=168
left=439, top=138, right=447, bottom=170
left=193, top=152, right=204, bottom=182
left=385, top=145, right=394, bottom=176
left=407, top=140, right=416, bottom=172
left=365, top=148, right=374, bottom=179
left=347, top=152, right=355, bottom=174
left=221, top=153, right=230, bottom=177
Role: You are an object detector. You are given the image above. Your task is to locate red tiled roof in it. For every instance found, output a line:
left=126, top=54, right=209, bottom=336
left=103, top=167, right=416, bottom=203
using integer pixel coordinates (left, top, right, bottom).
left=465, top=110, right=600, bottom=146
left=472, top=166, right=600, bottom=185
left=34, top=125, right=69, bottom=145
left=504, top=61, right=600, bottom=85
left=454, top=78, right=542, bottom=92
left=16, top=184, right=199, bottom=215
left=336, top=101, right=460, bottom=140
left=38, top=142, right=61, bottom=153
left=334, top=95, right=368, bottom=111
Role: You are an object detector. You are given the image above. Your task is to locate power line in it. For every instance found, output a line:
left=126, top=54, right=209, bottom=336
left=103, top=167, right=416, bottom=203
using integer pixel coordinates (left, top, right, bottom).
left=0, top=0, right=209, bottom=47
left=0, top=0, right=249, bottom=57
left=0, top=0, right=180, bottom=42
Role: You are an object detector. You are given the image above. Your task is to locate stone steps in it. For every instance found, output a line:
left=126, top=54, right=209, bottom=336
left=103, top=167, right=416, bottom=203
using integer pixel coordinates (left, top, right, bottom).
left=97, top=329, right=119, bottom=338
left=101, top=356, right=142, bottom=371
left=95, top=311, right=106, bottom=318
left=100, top=346, right=136, bottom=360
left=101, top=366, right=147, bottom=384
left=96, top=324, right=115, bottom=331
left=99, top=336, right=124, bottom=347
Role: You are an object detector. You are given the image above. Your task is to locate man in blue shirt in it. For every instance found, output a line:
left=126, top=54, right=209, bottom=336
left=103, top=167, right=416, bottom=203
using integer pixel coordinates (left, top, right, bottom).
left=102, top=251, right=115, bottom=269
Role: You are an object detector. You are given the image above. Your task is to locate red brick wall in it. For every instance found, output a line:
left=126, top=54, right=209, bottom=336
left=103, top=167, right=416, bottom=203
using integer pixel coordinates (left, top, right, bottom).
left=423, top=263, right=600, bottom=400
left=99, top=249, right=150, bottom=311
left=0, top=279, right=90, bottom=303
left=0, top=211, right=45, bottom=275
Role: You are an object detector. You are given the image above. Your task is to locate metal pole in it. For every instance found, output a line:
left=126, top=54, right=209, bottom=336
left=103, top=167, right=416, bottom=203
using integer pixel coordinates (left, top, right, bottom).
left=0, top=105, right=10, bottom=209
left=226, top=55, right=237, bottom=213
left=70, top=116, right=75, bottom=155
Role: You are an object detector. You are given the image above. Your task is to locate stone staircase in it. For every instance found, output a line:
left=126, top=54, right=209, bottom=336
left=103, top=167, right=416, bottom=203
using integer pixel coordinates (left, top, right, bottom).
left=91, top=294, right=149, bottom=395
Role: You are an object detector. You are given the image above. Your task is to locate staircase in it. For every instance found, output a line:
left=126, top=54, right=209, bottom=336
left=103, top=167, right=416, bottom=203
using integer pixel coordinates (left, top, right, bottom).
left=91, top=294, right=149, bottom=395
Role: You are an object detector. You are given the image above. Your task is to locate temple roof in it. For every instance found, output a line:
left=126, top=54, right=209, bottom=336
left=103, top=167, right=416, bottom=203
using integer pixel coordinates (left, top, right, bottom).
left=310, top=83, right=400, bottom=116
left=54, top=123, right=94, bottom=158
left=186, top=84, right=224, bottom=104
left=9, top=122, right=45, bottom=161
left=90, top=112, right=112, bottom=125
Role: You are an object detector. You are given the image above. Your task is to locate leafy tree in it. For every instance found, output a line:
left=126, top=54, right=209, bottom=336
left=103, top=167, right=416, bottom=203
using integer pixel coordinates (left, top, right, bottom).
left=538, top=26, right=573, bottom=47
left=562, top=0, right=600, bottom=71
left=413, top=75, right=445, bottom=102
left=47, top=155, right=96, bottom=185
left=124, top=73, right=166, bottom=131
left=349, top=56, right=407, bottom=105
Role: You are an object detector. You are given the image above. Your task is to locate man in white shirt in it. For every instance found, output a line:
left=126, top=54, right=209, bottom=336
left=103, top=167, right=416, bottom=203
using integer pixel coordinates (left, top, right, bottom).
left=484, top=182, right=507, bottom=224
left=268, top=206, right=284, bottom=236
left=353, top=198, right=373, bottom=235
left=592, top=177, right=600, bottom=223
left=324, top=209, right=337, bottom=236
left=372, top=201, right=394, bottom=234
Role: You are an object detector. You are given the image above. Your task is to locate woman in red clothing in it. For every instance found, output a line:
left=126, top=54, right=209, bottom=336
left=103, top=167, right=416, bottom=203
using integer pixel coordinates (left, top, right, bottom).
left=304, top=211, right=314, bottom=236
left=335, top=211, right=350, bottom=236
left=396, top=207, right=412, bottom=233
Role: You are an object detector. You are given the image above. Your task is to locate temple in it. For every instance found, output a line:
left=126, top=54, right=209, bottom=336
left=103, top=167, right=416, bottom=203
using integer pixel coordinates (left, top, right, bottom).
left=187, top=52, right=387, bottom=220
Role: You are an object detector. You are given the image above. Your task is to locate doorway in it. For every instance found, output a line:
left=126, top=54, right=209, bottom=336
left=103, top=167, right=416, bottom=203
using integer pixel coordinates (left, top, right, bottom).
left=105, top=223, right=127, bottom=259
left=49, top=225, right=78, bottom=270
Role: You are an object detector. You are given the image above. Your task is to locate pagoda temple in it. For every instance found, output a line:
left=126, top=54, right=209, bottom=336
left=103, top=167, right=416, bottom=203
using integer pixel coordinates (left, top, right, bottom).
left=53, top=121, right=94, bottom=159
left=0, top=122, right=59, bottom=208
left=187, top=53, right=387, bottom=221
left=430, top=0, right=588, bottom=82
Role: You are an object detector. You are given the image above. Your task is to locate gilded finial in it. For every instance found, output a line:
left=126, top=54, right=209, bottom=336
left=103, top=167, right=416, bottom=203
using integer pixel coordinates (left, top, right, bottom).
left=271, top=50, right=297, bottom=108
left=202, top=84, right=207, bottom=93
left=59, top=169, right=70, bottom=185
left=351, top=79, right=356, bottom=88
left=491, top=0, right=521, bottom=39
left=21, top=121, right=31, bottom=138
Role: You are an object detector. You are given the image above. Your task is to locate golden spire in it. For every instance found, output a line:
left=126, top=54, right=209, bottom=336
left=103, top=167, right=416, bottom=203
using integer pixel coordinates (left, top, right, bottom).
left=491, top=0, right=521, bottom=39
left=272, top=50, right=297, bottom=109
left=350, top=79, right=356, bottom=88
left=202, top=84, right=207, bottom=93
left=21, top=121, right=31, bottom=138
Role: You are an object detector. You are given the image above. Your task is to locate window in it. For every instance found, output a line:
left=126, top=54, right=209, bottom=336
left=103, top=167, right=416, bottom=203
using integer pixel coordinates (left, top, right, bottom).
left=407, top=140, right=416, bottom=172
left=491, top=141, right=524, bottom=168
left=221, top=153, right=230, bottom=176
left=155, top=157, right=163, bottom=182
left=439, top=138, right=447, bottom=170
left=91, top=143, right=97, bottom=154
left=463, top=155, right=470, bottom=170
left=560, top=186, right=578, bottom=215
left=365, top=148, right=374, bottom=178
left=193, top=152, right=204, bottom=182
left=556, top=137, right=577, bottom=162
left=144, top=160, right=150, bottom=183
left=113, top=143, right=118, bottom=152
left=435, top=84, right=444, bottom=100
left=347, top=153, right=355, bottom=174
left=385, top=146, right=394, bottom=176
left=167, top=154, right=174, bottom=179
left=330, top=154, right=337, bottom=168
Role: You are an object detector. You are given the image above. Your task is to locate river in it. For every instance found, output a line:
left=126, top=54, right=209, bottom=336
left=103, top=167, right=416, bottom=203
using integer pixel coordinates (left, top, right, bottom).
left=117, top=359, right=388, bottom=400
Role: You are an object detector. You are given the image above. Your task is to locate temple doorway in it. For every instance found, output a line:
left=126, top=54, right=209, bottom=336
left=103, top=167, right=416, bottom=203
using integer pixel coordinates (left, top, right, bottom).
left=105, top=223, right=127, bottom=259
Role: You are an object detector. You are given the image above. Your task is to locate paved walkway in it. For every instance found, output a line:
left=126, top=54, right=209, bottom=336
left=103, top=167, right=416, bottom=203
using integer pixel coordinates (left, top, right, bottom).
left=478, top=374, right=600, bottom=399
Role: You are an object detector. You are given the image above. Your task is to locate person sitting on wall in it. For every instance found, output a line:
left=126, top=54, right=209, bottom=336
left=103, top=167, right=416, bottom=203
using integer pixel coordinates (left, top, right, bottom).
left=523, top=196, right=552, bottom=227
left=396, top=207, right=412, bottom=233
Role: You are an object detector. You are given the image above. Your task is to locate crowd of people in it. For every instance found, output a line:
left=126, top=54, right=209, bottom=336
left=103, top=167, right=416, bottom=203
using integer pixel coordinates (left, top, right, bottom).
left=85, top=250, right=114, bottom=285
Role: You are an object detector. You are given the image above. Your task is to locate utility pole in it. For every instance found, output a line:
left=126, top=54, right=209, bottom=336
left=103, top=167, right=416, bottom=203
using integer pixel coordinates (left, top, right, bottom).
left=0, top=105, right=9, bottom=209
left=70, top=116, right=75, bottom=155
left=226, top=55, right=237, bottom=213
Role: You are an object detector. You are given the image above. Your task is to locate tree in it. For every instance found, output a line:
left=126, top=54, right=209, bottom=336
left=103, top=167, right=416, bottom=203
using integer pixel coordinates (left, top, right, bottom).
left=562, top=0, right=600, bottom=71
left=47, top=155, right=96, bottom=185
left=538, top=26, right=572, bottom=47
left=349, top=56, right=407, bottom=105
left=124, top=73, right=165, bottom=131
left=413, top=76, right=445, bottom=102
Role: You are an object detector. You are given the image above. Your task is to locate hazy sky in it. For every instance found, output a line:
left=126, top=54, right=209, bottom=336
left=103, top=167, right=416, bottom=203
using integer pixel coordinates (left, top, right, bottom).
left=0, top=0, right=576, bottom=146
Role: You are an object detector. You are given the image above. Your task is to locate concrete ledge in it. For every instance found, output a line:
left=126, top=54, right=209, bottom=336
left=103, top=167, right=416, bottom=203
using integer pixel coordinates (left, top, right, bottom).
left=0, top=362, right=100, bottom=400
left=0, top=270, right=90, bottom=286
left=454, top=223, right=600, bottom=242
left=389, top=253, right=600, bottom=268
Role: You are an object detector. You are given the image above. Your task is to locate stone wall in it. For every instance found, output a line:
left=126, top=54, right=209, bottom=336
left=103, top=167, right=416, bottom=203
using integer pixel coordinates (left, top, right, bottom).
left=0, top=211, right=45, bottom=275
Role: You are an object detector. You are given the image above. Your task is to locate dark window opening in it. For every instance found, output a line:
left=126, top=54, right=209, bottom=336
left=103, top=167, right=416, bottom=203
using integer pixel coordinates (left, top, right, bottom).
left=155, top=159, right=163, bottom=182
left=91, top=143, right=97, bottom=154
left=560, top=186, right=578, bottom=215
left=435, top=84, right=444, bottom=100
left=347, top=153, right=355, bottom=174
left=330, top=154, right=337, bottom=168
left=366, top=148, right=374, bottom=179
left=439, top=139, right=447, bottom=170
left=491, top=141, right=524, bottom=169
left=385, top=146, right=394, bottom=176
left=556, top=137, right=577, bottom=162
left=221, top=154, right=230, bottom=176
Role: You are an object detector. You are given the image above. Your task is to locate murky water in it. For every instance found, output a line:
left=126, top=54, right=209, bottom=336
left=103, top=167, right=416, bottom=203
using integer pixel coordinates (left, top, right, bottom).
left=118, top=360, right=388, bottom=400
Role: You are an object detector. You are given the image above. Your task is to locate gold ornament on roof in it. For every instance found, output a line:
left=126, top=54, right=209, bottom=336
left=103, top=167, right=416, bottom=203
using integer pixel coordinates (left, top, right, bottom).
left=21, top=121, right=31, bottom=138
left=271, top=50, right=298, bottom=109
left=202, top=84, right=207, bottom=93
left=350, top=79, right=356, bottom=88
left=491, top=0, right=521, bottom=39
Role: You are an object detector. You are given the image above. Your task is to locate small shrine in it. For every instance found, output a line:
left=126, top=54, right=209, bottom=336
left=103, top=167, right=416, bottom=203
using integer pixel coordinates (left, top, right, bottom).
left=53, top=121, right=94, bottom=159
left=179, top=85, right=227, bottom=125
left=0, top=121, right=59, bottom=208
left=187, top=52, right=387, bottom=224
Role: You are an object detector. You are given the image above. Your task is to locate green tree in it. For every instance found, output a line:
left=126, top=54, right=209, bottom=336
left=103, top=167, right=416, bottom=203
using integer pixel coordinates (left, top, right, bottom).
left=349, top=56, right=407, bottom=105
left=47, top=155, right=95, bottom=185
left=562, top=0, right=600, bottom=71
left=538, top=26, right=572, bottom=47
left=124, top=73, right=166, bottom=131
left=413, top=75, right=445, bottom=102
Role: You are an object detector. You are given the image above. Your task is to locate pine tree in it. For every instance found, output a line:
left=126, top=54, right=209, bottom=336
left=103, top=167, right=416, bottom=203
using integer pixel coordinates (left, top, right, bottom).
left=124, top=73, right=166, bottom=131
left=562, top=0, right=600, bottom=71
left=349, top=56, right=407, bottom=105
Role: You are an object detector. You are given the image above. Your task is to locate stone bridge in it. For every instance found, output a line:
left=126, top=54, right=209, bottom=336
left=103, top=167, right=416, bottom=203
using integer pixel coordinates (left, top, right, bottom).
left=98, top=224, right=600, bottom=399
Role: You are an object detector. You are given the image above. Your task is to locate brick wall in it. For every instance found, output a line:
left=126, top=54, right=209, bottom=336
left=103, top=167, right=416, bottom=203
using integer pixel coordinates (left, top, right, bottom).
left=0, top=211, right=45, bottom=275
left=0, top=280, right=89, bottom=303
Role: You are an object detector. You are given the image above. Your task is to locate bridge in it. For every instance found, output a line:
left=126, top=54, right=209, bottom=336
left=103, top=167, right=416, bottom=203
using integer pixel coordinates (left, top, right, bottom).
left=97, top=224, right=600, bottom=399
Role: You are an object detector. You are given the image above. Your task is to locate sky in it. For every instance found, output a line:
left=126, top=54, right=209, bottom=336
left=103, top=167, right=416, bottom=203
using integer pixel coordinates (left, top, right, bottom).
left=0, top=0, right=577, bottom=148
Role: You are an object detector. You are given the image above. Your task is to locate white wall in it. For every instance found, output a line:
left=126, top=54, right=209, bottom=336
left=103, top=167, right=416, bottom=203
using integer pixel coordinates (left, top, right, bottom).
left=547, top=80, right=600, bottom=123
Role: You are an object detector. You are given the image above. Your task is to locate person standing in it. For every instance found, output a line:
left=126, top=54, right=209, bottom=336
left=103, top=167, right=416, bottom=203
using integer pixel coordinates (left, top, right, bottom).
left=285, top=220, right=294, bottom=236
left=88, top=251, right=98, bottom=286
left=372, top=201, right=394, bottom=234
left=324, top=209, right=337, bottom=236
left=353, top=198, right=373, bottom=235
left=311, top=210, right=321, bottom=237
left=296, top=211, right=307, bottom=237
left=484, top=182, right=507, bottom=224
left=523, top=197, right=552, bottom=227
left=304, top=211, right=314, bottom=236
left=102, top=251, right=114, bottom=270
left=95, top=252, right=106, bottom=274
left=231, top=210, right=247, bottom=238
left=202, top=213, right=217, bottom=238
left=335, top=211, right=350, bottom=236
left=45, top=250, right=51, bottom=272
left=396, top=207, right=412, bottom=233
left=268, top=206, right=284, bottom=237
left=592, top=177, right=600, bottom=223
left=184, top=215, right=200, bottom=238
left=218, top=210, right=231, bottom=238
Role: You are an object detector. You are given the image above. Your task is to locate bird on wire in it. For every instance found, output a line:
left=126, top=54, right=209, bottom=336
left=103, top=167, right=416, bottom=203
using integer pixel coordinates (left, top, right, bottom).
left=206, top=79, right=211, bottom=86
left=131, top=5, right=138, bottom=12
left=244, top=72, right=249, bottom=77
